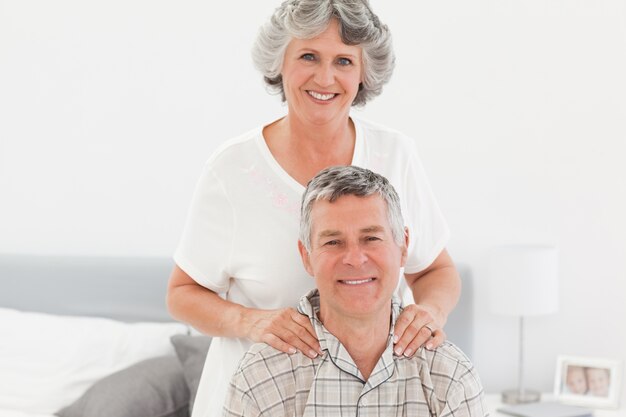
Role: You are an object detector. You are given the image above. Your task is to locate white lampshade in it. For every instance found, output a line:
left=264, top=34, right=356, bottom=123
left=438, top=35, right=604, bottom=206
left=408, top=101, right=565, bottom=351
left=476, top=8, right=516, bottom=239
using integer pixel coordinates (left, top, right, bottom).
left=489, top=245, right=559, bottom=316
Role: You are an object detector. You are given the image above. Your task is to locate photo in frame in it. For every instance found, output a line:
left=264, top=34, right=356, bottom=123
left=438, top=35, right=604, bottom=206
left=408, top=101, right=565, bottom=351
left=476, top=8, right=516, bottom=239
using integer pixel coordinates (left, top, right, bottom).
left=554, top=355, right=623, bottom=409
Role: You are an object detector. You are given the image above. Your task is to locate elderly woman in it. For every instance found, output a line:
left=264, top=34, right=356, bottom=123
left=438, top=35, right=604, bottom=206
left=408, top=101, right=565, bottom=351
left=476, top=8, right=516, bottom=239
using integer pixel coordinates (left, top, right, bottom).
left=167, top=1, right=461, bottom=416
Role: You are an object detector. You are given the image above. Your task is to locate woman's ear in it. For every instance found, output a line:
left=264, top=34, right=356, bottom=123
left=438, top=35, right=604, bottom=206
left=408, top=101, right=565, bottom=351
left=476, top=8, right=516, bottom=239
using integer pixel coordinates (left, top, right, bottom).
left=298, top=240, right=314, bottom=276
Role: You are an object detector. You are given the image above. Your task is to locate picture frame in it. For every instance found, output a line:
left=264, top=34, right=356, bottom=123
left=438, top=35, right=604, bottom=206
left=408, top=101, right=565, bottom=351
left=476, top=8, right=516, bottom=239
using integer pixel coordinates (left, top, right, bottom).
left=554, top=355, right=623, bottom=409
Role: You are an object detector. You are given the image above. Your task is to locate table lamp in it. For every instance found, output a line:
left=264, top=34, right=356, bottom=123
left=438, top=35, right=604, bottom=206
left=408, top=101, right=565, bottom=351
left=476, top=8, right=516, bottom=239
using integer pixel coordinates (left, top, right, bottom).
left=489, top=245, right=559, bottom=404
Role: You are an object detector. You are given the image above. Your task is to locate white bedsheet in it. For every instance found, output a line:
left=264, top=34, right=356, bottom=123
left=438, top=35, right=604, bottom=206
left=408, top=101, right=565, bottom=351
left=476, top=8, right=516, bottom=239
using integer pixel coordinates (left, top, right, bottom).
left=0, top=308, right=187, bottom=415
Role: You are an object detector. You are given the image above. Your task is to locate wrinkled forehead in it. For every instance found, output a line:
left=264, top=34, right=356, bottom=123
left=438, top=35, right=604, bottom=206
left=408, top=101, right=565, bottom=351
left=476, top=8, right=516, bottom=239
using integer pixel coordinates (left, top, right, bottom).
left=309, top=194, right=389, bottom=230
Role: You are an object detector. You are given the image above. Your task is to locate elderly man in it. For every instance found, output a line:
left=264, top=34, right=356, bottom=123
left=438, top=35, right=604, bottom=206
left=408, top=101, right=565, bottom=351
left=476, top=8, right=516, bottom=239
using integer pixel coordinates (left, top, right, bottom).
left=223, top=166, right=486, bottom=417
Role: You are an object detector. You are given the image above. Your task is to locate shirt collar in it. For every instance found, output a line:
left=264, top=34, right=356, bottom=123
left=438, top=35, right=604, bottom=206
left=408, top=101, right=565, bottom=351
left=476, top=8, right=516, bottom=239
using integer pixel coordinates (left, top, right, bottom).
left=297, top=288, right=401, bottom=387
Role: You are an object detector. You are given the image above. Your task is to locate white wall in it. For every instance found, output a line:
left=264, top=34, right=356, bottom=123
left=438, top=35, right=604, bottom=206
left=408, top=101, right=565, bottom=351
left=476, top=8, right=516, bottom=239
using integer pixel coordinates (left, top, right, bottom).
left=1, top=0, right=625, bottom=399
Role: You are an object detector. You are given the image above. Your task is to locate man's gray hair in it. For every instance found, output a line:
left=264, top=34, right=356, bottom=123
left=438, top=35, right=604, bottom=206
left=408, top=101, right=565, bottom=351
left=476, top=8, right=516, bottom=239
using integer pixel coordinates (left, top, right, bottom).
left=252, top=0, right=395, bottom=107
left=300, top=166, right=405, bottom=252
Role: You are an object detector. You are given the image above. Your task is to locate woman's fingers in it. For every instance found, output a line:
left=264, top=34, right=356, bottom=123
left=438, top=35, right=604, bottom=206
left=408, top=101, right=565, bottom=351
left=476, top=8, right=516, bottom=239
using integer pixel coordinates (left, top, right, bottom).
left=289, top=311, right=323, bottom=355
left=273, top=311, right=320, bottom=358
left=404, top=326, right=447, bottom=357
left=393, top=304, right=446, bottom=357
left=427, top=328, right=446, bottom=349
left=262, top=333, right=298, bottom=355
left=253, top=304, right=447, bottom=359
left=248, top=308, right=321, bottom=359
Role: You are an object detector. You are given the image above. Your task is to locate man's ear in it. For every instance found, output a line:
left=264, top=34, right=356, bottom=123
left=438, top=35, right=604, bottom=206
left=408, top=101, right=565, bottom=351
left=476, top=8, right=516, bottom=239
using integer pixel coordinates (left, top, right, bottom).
left=298, top=240, right=314, bottom=277
left=400, top=227, right=409, bottom=267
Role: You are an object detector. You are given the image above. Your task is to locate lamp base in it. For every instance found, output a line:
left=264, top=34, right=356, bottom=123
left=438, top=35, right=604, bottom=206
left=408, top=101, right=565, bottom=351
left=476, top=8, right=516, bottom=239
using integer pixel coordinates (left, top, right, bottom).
left=501, top=389, right=541, bottom=404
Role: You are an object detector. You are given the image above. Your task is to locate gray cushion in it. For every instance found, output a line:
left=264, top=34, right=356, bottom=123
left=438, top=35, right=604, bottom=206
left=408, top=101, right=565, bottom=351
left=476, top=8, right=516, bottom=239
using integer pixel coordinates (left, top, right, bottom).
left=170, top=335, right=212, bottom=412
left=55, top=356, right=189, bottom=417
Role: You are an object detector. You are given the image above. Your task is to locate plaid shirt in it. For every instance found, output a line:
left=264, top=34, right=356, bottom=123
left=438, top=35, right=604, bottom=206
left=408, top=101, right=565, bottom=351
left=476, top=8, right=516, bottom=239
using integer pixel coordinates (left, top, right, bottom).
left=223, top=290, right=487, bottom=417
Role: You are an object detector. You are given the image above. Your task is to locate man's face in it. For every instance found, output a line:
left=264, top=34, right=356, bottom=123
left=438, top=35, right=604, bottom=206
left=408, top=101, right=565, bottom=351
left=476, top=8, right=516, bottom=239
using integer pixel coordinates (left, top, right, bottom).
left=299, top=194, right=408, bottom=322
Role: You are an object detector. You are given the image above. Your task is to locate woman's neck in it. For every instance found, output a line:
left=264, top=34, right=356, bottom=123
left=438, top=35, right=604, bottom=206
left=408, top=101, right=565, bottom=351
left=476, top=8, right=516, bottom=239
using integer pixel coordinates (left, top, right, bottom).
left=263, top=114, right=356, bottom=185
left=286, top=112, right=353, bottom=147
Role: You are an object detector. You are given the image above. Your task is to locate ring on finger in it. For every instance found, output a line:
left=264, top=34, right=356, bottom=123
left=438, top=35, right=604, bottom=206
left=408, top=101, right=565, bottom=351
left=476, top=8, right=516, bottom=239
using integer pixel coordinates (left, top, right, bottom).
left=424, top=324, right=435, bottom=334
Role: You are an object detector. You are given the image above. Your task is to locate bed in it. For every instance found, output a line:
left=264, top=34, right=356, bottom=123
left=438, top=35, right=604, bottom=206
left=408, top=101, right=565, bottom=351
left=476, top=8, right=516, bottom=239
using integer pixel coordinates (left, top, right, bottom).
left=0, top=254, right=212, bottom=417
left=0, top=254, right=474, bottom=417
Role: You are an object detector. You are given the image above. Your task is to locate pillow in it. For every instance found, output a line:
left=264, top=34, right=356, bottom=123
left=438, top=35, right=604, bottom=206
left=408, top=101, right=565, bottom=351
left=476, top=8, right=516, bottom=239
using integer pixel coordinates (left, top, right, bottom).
left=170, top=334, right=212, bottom=411
left=55, top=356, right=189, bottom=417
left=0, top=307, right=188, bottom=414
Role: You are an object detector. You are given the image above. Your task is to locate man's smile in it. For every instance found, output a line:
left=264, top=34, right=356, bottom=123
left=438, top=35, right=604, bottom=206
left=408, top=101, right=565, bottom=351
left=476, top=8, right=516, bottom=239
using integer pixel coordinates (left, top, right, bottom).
left=338, top=277, right=375, bottom=285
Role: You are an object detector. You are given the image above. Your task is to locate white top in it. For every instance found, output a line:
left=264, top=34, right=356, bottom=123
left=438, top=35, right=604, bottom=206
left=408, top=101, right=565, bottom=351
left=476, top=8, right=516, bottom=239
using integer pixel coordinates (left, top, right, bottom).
left=174, top=117, right=450, bottom=417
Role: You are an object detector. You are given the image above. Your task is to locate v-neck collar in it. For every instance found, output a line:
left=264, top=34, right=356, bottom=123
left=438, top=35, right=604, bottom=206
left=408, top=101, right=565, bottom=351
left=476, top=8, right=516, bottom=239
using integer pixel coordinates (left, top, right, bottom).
left=255, top=116, right=365, bottom=194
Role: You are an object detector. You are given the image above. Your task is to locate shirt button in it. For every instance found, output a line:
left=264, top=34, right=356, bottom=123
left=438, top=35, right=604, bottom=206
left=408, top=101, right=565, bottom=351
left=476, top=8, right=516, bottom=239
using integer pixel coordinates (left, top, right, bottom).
left=361, top=398, right=368, bottom=406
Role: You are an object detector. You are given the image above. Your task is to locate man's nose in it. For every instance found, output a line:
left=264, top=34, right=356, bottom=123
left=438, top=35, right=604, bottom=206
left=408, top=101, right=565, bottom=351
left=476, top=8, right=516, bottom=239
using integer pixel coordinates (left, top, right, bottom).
left=342, top=244, right=367, bottom=267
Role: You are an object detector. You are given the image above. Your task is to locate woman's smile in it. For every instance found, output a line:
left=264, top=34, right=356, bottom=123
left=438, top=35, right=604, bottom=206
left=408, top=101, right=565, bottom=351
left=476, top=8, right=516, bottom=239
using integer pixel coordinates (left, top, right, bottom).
left=306, top=90, right=338, bottom=101
left=281, top=19, right=363, bottom=125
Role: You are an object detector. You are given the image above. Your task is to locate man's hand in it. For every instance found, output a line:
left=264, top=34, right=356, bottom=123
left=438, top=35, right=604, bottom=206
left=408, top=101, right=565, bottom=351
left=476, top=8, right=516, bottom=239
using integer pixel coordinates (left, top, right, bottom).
left=392, top=304, right=446, bottom=356
left=243, top=307, right=322, bottom=359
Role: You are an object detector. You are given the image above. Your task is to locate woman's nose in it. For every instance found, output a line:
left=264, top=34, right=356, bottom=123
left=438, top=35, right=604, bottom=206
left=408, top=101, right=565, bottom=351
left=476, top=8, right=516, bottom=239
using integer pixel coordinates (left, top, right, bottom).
left=313, top=62, right=335, bottom=87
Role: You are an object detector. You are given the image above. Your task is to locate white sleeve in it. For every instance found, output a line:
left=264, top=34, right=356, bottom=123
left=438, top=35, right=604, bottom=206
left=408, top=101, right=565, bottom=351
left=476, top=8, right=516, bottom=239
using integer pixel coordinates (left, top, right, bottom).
left=402, top=141, right=450, bottom=274
left=174, top=164, right=234, bottom=292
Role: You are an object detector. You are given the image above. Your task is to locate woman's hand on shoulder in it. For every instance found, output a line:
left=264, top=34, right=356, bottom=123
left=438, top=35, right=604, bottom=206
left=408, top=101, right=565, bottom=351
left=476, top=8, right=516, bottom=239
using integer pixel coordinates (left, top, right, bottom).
left=392, top=304, right=446, bottom=357
left=243, top=307, right=322, bottom=359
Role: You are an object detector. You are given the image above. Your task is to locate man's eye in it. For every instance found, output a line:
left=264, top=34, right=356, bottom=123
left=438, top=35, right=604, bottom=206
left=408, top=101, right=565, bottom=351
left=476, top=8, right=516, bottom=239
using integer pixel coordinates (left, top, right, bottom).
left=324, top=240, right=340, bottom=246
left=365, top=236, right=381, bottom=242
left=337, top=57, right=352, bottom=66
left=301, top=53, right=316, bottom=61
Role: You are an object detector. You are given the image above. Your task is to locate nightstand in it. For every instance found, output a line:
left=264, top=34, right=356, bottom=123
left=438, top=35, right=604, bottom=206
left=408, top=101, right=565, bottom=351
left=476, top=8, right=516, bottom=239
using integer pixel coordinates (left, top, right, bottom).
left=484, top=394, right=625, bottom=417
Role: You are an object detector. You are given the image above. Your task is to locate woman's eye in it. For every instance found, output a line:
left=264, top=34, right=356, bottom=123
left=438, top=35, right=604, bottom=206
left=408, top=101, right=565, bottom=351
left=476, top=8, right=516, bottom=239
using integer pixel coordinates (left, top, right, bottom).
left=301, top=53, right=316, bottom=61
left=337, top=57, right=352, bottom=66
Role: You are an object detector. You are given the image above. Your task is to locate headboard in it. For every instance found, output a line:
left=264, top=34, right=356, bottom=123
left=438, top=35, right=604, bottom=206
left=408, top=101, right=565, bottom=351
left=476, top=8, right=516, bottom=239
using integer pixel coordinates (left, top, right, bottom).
left=0, top=254, right=475, bottom=357
left=0, top=254, right=175, bottom=322
left=445, top=264, right=474, bottom=360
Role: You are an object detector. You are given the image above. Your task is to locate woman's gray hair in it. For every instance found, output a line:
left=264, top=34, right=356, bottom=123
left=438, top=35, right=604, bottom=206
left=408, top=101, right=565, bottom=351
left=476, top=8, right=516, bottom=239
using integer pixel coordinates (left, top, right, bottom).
left=252, top=0, right=395, bottom=106
left=300, top=166, right=405, bottom=252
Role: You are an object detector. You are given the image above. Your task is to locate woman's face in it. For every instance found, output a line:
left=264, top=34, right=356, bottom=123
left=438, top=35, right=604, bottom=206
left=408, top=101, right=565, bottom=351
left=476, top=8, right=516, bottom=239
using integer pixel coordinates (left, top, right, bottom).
left=281, top=19, right=363, bottom=126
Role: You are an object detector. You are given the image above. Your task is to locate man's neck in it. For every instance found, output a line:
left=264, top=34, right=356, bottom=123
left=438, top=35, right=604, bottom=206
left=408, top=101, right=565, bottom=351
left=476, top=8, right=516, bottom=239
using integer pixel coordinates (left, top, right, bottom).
left=319, top=306, right=392, bottom=380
